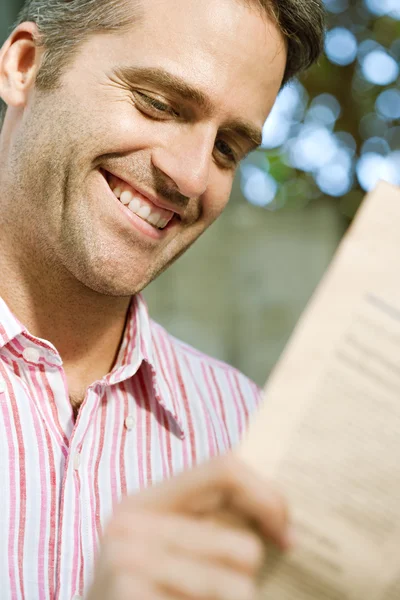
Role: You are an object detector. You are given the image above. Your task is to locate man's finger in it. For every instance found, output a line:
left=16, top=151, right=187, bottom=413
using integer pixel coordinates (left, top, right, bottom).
left=125, top=454, right=291, bottom=549
left=108, top=511, right=265, bottom=574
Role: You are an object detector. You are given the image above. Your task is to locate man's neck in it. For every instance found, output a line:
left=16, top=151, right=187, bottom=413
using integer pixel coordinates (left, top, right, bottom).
left=0, top=243, right=132, bottom=383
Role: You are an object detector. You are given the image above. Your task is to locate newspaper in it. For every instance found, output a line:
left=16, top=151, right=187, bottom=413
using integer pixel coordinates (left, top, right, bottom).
left=236, top=181, right=400, bottom=600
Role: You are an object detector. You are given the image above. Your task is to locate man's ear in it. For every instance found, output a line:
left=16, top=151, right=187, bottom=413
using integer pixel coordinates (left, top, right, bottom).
left=0, top=22, right=43, bottom=109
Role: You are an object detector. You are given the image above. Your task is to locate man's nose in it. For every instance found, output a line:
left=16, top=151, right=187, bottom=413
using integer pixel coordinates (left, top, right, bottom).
left=151, top=126, right=216, bottom=199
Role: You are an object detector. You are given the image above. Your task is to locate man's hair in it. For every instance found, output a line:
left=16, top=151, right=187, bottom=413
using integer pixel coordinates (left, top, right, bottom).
left=0, top=0, right=325, bottom=128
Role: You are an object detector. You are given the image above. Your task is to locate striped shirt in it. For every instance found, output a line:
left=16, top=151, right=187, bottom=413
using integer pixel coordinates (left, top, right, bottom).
left=0, top=293, right=261, bottom=600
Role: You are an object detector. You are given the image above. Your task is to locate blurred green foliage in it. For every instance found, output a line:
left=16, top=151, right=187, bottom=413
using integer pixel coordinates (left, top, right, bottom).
left=240, top=0, right=400, bottom=219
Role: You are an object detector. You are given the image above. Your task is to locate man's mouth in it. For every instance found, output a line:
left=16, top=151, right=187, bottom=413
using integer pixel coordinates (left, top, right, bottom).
left=102, top=170, right=176, bottom=231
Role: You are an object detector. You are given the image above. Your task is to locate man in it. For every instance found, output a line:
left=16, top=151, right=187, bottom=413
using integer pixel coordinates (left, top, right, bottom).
left=0, top=0, right=324, bottom=598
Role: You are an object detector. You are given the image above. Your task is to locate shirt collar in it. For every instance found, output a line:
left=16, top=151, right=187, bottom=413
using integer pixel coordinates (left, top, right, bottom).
left=0, top=296, right=26, bottom=349
left=0, top=293, right=185, bottom=438
left=108, top=294, right=185, bottom=438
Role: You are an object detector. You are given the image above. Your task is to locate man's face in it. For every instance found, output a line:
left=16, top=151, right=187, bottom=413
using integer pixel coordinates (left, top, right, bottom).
left=4, top=0, right=286, bottom=296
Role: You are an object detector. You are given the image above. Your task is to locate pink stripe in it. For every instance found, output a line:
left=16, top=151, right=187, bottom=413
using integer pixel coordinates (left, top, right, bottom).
left=86, top=396, right=104, bottom=564
left=202, top=364, right=231, bottom=448
left=0, top=363, right=19, bottom=599
left=152, top=340, right=179, bottom=432
left=110, top=387, right=123, bottom=506
left=29, top=363, right=68, bottom=460
left=119, top=383, right=129, bottom=497
left=249, top=379, right=263, bottom=408
left=151, top=387, right=168, bottom=481
left=157, top=408, right=169, bottom=480
left=43, top=427, right=57, bottom=595
left=71, top=471, right=81, bottom=596
left=7, top=362, right=27, bottom=600
left=55, top=448, right=74, bottom=597
left=226, top=371, right=244, bottom=435
left=79, top=518, right=85, bottom=596
left=182, top=355, right=217, bottom=458
left=137, top=370, right=153, bottom=486
left=3, top=340, right=23, bottom=358
left=232, top=371, right=254, bottom=431
left=155, top=336, right=189, bottom=475
left=26, top=376, right=49, bottom=599
left=38, top=363, right=69, bottom=449
left=140, top=346, right=170, bottom=478
left=94, top=400, right=107, bottom=539
left=132, top=374, right=145, bottom=488
left=156, top=335, right=189, bottom=468
left=162, top=410, right=174, bottom=477
left=236, top=375, right=261, bottom=428
left=169, top=346, right=197, bottom=466
left=0, top=321, right=7, bottom=340
left=20, top=332, right=54, bottom=353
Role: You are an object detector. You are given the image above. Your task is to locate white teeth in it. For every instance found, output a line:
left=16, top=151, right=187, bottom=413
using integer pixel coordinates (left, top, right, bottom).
left=128, top=198, right=141, bottom=213
left=110, top=182, right=171, bottom=230
left=158, top=218, right=169, bottom=229
left=137, top=205, right=151, bottom=220
left=120, top=190, right=133, bottom=205
left=147, top=212, right=161, bottom=226
left=113, top=187, right=122, bottom=199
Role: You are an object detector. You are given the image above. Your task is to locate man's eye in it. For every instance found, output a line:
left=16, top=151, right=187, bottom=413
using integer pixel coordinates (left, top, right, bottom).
left=135, top=91, right=177, bottom=117
left=215, top=139, right=237, bottom=165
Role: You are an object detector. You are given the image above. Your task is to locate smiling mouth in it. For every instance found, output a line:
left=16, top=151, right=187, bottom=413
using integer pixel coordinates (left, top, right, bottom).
left=102, top=169, right=177, bottom=230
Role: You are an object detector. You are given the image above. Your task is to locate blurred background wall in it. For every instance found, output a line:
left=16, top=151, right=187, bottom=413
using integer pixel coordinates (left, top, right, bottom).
left=1, top=0, right=399, bottom=386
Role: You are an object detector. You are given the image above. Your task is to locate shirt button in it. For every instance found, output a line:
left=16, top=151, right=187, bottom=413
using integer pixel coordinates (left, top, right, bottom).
left=0, top=380, right=6, bottom=394
left=125, top=415, right=135, bottom=430
left=73, top=453, right=81, bottom=470
left=22, top=347, right=41, bottom=363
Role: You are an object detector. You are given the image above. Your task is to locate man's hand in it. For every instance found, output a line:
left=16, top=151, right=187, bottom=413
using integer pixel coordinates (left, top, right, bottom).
left=87, top=454, right=292, bottom=600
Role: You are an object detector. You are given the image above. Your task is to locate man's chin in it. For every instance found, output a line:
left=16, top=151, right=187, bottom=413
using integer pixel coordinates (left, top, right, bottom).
left=82, top=278, right=148, bottom=298
left=68, top=265, right=149, bottom=299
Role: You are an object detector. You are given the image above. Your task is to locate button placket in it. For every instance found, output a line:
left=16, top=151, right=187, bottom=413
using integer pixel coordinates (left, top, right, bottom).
left=0, top=380, right=6, bottom=394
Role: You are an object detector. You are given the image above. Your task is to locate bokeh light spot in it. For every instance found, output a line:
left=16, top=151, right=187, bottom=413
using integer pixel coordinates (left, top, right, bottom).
left=325, top=27, right=358, bottom=65
left=324, top=0, right=349, bottom=13
left=361, top=137, right=390, bottom=155
left=364, top=0, right=400, bottom=19
left=316, top=163, right=353, bottom=196
left=376, top=89, right=400, bottom=120
left=307, top=94, right=341, bottom=127
left=261, top=81, right=306, bottom=149
left=356, top=152, right=400, bottom=190
left=289, top=125, right=338, bottom=171
left=361, top=49, right=399, bottom=85
left=240, top=166, right=278, bottom=207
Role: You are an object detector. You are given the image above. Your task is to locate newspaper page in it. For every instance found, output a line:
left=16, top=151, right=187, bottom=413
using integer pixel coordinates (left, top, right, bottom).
left=236, top=181, right=400, bottom=600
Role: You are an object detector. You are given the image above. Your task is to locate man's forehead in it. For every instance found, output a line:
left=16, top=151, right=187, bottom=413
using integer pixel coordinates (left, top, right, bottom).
left=108, top=1, right=284, bottom=111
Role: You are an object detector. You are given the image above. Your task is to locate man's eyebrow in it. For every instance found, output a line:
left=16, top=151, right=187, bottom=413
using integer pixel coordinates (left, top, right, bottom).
left=113, top=66, right=214, bottom=113
left=113, top=66, right=263, bottom=150
left=223, top=120, right=263, bottom=151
